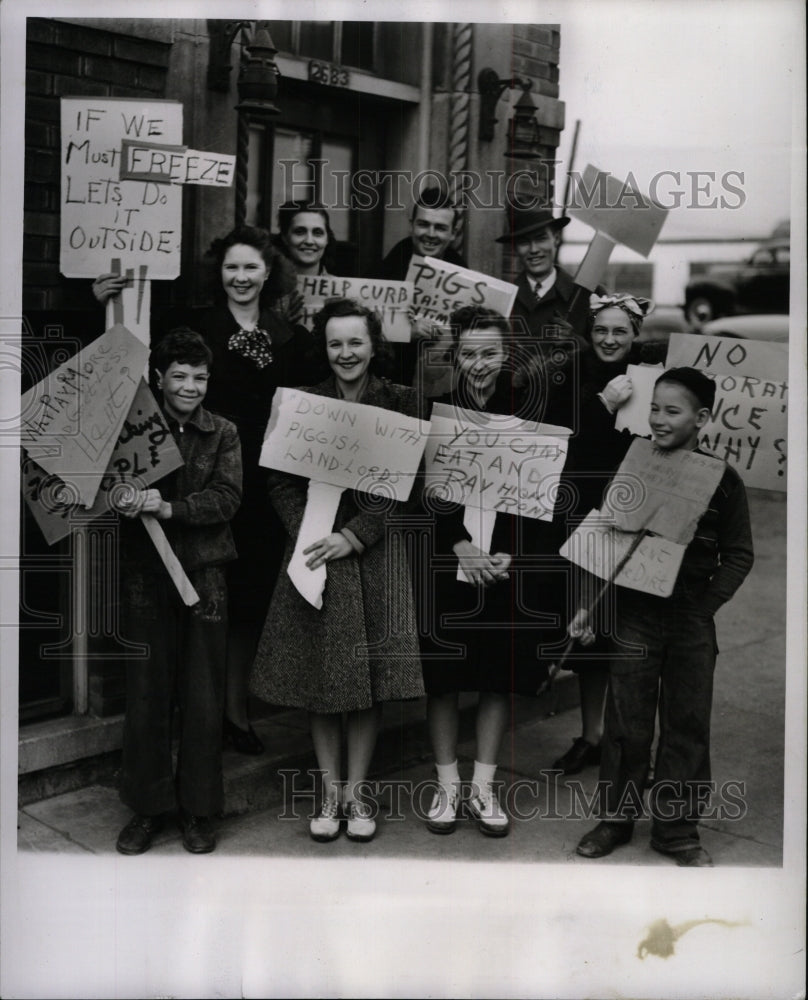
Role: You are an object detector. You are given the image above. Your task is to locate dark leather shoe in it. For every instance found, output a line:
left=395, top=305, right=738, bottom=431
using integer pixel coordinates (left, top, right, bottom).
left=552, top=737, right=601, bottom=775
left=652, top=843, right=713, bottom=867
left=116, top=814, right=165, bottom=855
left=180, top=813, right=216, bottom=854
left=223, top=718, right=265, bottom=755
left=576, top=821, right=633, bottom=858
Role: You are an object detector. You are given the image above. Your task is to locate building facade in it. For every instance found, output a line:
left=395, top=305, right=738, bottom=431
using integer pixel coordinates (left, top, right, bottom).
left=19, top=17, right=566, bottom=795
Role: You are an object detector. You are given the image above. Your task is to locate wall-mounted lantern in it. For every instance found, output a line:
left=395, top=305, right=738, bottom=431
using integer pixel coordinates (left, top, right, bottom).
left=506, top=86, right=541, bottom=158
left=235, top=27, right=281, bottom=117
left=477, top=68, right=531, bottom=142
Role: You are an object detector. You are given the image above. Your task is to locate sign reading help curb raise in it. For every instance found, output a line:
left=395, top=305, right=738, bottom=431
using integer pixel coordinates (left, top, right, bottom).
left=60, top=98, right=184, bottom=278
left=21, top=379, right=184, bottom=546
left=405, top=255, right=519, bottom=326
left=297, top=275, right=414, bottom=342
left=19, top=325, right=149, bottom=509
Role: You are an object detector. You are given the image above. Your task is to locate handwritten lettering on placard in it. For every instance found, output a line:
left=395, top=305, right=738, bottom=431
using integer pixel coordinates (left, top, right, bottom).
left=617, top=337, right=789, bottom=490
left=21, top=379, right=183, bottom=545
left=19, top=325, right=149, bottom=508
left=424, top=403, right=571, bottom=521
left=260, top=388, right=426, bottom=500
left=297, top=275, right=413, bottom=342
left=560, top=509, right=686, bottom=597
left=120, top=140, right=236, bottom=187
left=60, top=98, right=183, bottom=278
left=405, top=256, right=518, bottom=326
left=606, top=437, right=725, bottom=544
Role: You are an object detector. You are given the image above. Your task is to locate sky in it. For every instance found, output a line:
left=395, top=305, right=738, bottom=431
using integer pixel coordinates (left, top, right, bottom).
left=551, top=0, right=799, bottom=242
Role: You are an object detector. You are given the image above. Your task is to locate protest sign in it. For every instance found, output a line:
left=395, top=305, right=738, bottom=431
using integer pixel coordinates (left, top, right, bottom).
left=424, top=403, right=571, bottom=581
left=424, top=403, right=571, bottom=520
left=614, top=363, right=662, bottom=437
left=605, top=437, right=725, bottom=544
left=260, top=388, right=425, bottom=500
left=405, top=255, right=518, bottom=325
left=567, top=164, right=669, bottom=291
left=21, top=378, right=184, bottom=546
left=666, top=331, right=788, bottom=381
left=260, top=388, right=428, bottom=607
left=666, top=333, right=788, bottom=490
left=119, top=140, right=235, bottom=187
left=60, top=97, right=183, bottom=278
left=296, top=274, right=413, bottom=342
left=560, top=509, right=686, bottom=598
left=19, top=325, right=148, bottom=508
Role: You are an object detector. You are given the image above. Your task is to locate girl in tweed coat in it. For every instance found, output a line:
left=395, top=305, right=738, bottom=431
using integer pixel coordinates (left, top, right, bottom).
left=250, top=298, right=424, bottom=842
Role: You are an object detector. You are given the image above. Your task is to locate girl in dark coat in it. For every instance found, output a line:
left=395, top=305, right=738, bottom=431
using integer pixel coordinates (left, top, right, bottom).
left=250, top=298, right=424, bottom=843
left=551, top=292, right=654, bottom=775
left=420, top=306, right=565, bottom=838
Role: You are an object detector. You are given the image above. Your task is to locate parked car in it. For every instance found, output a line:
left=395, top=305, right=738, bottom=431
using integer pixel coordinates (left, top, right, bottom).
left=684, top=239, right=790, bottom=328
left=699, top=314, right=789, bottom=343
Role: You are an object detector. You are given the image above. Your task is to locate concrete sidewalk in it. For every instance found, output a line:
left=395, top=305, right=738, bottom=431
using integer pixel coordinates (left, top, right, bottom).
left=17, top=490, right=786, bottom=866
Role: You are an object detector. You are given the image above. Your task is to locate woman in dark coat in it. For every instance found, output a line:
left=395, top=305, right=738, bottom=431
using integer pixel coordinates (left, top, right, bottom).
left=250, top=298, right=424, bottom=843
left=93, top=226, right=312, bottom=754
left=550, top=292, right=655, bottom=775
left=419, top=305, right=565, bottom=839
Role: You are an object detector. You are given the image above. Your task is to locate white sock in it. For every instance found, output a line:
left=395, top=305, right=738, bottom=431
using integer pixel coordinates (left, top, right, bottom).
left=472, top=760, right=497, bottom=796
left=435, top=760, right=460, bottom=787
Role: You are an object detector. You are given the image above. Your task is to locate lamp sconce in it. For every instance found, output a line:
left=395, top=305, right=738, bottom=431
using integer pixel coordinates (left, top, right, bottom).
left=207, top=21, right=281, bottom=117
left=506, top=86, right=542, bottom=159
left=477, top=68, right=531, bottom=142
left=236, top=27, right=281, bottom=117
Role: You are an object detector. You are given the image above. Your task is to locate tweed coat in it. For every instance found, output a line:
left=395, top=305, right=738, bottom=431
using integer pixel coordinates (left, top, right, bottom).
left=249, top=374, right=425, bottom=713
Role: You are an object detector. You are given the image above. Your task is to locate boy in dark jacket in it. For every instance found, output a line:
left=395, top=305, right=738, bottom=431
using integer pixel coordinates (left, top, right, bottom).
left=573, top=367, right=754, bottom=867
left=115, top=328, right=242, bottom=855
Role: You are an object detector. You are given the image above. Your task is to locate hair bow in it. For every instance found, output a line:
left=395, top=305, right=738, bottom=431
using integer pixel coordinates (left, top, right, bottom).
left=589, top=293, right=654, bottom=318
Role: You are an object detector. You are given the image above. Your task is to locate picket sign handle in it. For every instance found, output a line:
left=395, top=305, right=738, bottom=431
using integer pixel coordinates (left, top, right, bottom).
left=141, top=515, right=200, bottom=606
left=537, top=526, right=650, bottom=696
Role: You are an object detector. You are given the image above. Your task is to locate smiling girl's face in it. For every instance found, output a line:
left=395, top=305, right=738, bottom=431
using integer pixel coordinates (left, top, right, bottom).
left=284, top=211, right=329, bottom=272
left=221, top=243, right=268, bottom=309
left=590, top=306, right=636, bottom=364
left=325, top=315, right=374, bottom=393
left=456, top=325, right=507, bottom=399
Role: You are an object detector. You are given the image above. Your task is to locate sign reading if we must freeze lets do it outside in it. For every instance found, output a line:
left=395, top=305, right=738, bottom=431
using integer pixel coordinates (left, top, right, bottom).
left=60, top=97, right=184, bottom=278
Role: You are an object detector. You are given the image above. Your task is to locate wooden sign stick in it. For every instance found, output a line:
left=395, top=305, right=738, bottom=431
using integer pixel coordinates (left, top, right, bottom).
left=537, top=524, right=649, bottom=696
left=141, top=515, right=200, bottom=606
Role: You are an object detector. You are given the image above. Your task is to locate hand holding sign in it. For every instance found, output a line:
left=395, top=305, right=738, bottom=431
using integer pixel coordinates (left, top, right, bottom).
left=260, top=388, right=427, bottom=607
left=424, top=403, right=571, bottom=582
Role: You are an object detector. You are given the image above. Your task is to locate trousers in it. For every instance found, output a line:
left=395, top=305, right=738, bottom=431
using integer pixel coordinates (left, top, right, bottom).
left=599, top=594, right=718, bottom=851
left=119, top=566, right=228, bottom=817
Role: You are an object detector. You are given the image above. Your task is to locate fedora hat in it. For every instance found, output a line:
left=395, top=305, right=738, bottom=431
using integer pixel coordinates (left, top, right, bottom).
left=495, top=207, right=570, bottom=243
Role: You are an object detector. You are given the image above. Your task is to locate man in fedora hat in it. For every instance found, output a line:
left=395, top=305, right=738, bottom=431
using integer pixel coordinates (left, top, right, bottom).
left=497, top=206, right=597, bottom=345
left=496, top=205, right=604, bottom=425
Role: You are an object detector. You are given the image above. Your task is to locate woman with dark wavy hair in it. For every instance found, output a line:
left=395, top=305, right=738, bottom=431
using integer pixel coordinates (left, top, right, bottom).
left=250, top=297, right=423, bottom=844
left=273, top=200, right=336, bottom=278
left=93, top=225, right=312, bottom=756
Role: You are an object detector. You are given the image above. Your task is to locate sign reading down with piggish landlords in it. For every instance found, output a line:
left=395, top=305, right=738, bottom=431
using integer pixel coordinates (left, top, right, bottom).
left=260, top=388, right=429, bottom=607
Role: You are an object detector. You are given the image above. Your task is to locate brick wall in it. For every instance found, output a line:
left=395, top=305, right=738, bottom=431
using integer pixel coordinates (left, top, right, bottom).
left=24, top=19, right=171, bottom=314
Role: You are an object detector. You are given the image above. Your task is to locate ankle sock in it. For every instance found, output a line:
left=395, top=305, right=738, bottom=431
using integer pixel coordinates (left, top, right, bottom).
left=472, top=760, right=497, bottom=796
left=435, top=760, right=460, bottom=790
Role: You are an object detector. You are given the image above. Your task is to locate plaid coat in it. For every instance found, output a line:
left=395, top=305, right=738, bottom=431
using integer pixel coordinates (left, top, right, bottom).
left=249, top=375, right=425, bottom=712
